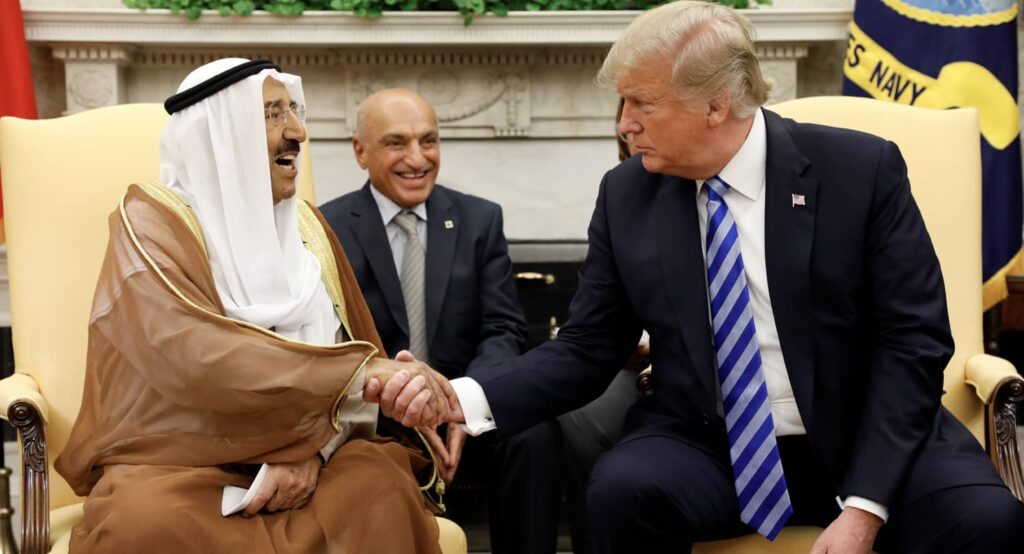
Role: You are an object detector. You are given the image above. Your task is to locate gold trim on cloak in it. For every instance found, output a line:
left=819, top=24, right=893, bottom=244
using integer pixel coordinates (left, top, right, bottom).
left=121, top=183, right=378, bottom=433
left=295, top=200, right=354, bottom=340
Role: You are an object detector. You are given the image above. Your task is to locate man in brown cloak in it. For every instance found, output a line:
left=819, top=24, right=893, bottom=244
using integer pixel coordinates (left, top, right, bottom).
left=54, top=58, right=450, bottom=553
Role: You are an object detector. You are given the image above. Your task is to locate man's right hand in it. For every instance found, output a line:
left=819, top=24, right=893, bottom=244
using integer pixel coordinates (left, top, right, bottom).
left=363, top=351, right=449, bottom=427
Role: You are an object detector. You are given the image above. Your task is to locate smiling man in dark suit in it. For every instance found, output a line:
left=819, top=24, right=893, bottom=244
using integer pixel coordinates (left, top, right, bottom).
left=319, top=88, right=561, bottom=554
left=423, top=2, right=1024, bottom=553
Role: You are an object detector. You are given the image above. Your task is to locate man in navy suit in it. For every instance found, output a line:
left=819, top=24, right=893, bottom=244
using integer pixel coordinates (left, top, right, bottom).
left=320, top=88, right=561, bottom=554
left=424, top=2, right=1024, bottom=553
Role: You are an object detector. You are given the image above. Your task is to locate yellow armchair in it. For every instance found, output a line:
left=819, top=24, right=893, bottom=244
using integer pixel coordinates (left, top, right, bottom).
left=0, top=103, right=465, bottom=554
left=634, top=96, right=1024, bottom=553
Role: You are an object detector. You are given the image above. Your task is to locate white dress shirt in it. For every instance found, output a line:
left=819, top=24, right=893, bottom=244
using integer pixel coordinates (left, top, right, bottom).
left=369, top=184, right=428, bottom=272
left=451, top=108, right=887, bottom=521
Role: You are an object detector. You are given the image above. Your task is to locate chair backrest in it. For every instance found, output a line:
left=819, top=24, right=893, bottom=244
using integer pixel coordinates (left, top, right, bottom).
left=0, top=103, right=316, bottom=509
left=770, top=96, right=985, bottom=442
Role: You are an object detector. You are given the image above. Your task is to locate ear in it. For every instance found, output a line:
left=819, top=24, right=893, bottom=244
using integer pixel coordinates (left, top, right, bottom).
left=706, top=91, right=732, bottom=128
left=352, top=137, right=369, bottom=170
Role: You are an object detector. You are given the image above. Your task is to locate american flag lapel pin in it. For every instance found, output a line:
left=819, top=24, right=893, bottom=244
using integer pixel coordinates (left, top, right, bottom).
left=791, top=194, right=806, bottom=207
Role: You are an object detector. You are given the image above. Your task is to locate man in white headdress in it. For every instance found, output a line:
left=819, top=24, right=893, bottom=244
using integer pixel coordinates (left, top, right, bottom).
left=55, top=58, right=454, bottom=553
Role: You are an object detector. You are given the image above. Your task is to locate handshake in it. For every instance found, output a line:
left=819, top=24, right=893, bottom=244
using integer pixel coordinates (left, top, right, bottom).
left=362, top=350, right=467, bottom=484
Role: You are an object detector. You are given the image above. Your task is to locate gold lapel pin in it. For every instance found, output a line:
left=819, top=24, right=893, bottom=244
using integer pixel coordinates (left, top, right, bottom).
left=444, top=220, right=454, bottom=229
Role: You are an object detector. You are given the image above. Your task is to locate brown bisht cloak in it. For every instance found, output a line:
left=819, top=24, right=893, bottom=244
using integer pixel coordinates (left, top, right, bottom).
left=54, top=184, right=441, bottom=553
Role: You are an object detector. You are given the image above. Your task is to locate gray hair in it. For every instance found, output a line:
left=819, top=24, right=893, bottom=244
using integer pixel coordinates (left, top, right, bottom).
left=596, top=0, right=772, bottom=117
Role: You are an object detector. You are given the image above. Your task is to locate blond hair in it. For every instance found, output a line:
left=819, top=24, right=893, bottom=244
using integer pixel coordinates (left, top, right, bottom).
left=596, top=0, right=772, bottom=117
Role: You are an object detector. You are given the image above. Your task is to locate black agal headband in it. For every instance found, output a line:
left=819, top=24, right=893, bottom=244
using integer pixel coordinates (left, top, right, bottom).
left=164, top=59, right=281, bottom=115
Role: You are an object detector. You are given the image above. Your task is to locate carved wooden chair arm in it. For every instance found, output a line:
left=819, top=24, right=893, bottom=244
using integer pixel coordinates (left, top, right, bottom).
left=964, top=353, right=1024, bottom=502
left=0, top=373, right=51, bottom=554
left=0, top=374, right=47, bottom=425
left=965, top=353, right=1021, bottom=404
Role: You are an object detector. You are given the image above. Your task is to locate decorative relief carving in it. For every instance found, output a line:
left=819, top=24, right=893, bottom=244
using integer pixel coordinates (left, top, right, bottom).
left=499, top=72, right=529, bottom=135
left=755, top=44, right=810, bottom=60
left=51, top=44, right=134, bottom=64
left=418, top=70, right=461, bottom=106
left=345, top=56, right=531, bottom=138
left=28, top=44, right=65, bottom=118
left=8, top=402, right=46, bottom=474
left=349, top=74, right=400, bottom=104
left=799, top=41, right=846, bottom=97
left=434, top=74, right=505, bottom=122
left=68, top=68, right=113, bottom=109
left=134, top=49, right=335, bottom=67
left=991, top=379, right=1024, bottom=501
left=38, top=39, right=809, bottom=137
left=340, top=51, right=534, bottom=67
left=543, top=50, right=606, bottom=66
left=8, top=400, right=49, bottom=554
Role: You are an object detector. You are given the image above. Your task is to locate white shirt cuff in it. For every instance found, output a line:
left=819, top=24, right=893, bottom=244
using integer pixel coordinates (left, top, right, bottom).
left=837, top=495, right=889, bottom=523
left=450, top=377, right=496, bottom=436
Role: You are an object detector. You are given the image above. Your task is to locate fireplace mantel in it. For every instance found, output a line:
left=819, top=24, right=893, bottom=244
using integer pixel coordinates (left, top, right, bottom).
left=23, top=8, right=851, bottom=46
left=19, top=5, right=853, bottom=241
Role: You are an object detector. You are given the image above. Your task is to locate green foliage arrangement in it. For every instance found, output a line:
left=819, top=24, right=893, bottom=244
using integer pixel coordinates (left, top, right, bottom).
left=123, top=0, right=769, bottom=25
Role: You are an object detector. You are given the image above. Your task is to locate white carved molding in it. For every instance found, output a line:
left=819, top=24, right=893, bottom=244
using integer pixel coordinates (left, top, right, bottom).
left=756, top=44, right=810, bottom=60
left=23, top=8, right=852, bottom=46
left=52, top=44, right=134, bottom=112
left=25, top=7, right=850, bottom=132
left=50, top=43, right=134, bottom=63
left=21, top=7, right=853, bottom=242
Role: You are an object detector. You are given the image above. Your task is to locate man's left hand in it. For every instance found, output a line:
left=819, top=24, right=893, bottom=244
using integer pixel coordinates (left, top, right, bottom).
left=442, top=424, right=466, bottom=484
left=243, top=457, right=321, bottom=517
left=810, top=507, right=883, bottom=554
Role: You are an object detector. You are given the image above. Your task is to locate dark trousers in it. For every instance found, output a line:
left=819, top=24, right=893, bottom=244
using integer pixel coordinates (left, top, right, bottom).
left=558, top=369, right=641, bottom=554
left=587, top=430, right=1024, bottom=554
left=452, top=419, right=562, bottom=554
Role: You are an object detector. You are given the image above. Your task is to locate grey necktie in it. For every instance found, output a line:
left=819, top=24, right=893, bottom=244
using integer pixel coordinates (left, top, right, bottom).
left=393, top=212, right=429, bottom=362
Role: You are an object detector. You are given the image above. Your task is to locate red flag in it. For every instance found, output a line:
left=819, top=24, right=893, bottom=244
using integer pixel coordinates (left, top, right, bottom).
left=0, top=0, right=38, bottom=243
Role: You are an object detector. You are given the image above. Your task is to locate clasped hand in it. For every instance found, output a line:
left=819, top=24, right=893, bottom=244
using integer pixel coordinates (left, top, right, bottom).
left=363, top=350, right=459, bottom=428
left=362, top=350, right=466, bottom=484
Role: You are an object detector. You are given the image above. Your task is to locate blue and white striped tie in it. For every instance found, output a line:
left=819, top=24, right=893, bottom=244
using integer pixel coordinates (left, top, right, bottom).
left=704, top=176, right=792, bottom=540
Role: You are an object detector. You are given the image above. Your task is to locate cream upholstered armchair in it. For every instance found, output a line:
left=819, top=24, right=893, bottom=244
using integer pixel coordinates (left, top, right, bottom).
left=0, top=103, right=466, bottom=554
left=667, top=96, right=1024, bottom=553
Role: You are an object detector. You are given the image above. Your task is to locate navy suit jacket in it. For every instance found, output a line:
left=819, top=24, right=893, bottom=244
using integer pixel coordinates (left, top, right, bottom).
left=472, top=109, right=1003, bottom=508
left=320, top=183, right=527, bottom=380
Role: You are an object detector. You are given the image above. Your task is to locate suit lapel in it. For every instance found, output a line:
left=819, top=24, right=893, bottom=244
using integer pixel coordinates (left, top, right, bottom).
left=425, top=186, right=457, bottom=346
left=655, top=175, right=718, bottom=405
left=762, top=109, right=818, bottom=433
left=349, top=184, right=409, bottom=337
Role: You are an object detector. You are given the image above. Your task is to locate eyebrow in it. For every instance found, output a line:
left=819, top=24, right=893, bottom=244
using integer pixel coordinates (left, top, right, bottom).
left=263, top=100, right=298, bottom=109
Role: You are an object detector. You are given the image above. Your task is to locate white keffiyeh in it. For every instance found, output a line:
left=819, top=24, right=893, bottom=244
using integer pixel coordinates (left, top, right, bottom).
left=159, top=58, right=340, bottom=346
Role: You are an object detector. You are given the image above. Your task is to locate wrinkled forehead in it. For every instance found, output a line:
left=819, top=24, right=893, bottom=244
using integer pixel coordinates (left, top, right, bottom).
left=263, top=71, right=305, bottom=107
left=262, top=76, right=298, bottom=109
left=368, top=95, right=437, bottom=136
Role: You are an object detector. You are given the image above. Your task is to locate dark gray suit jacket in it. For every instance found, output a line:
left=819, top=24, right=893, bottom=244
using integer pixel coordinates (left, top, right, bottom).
left=320, top=183, right=527, bottom=379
